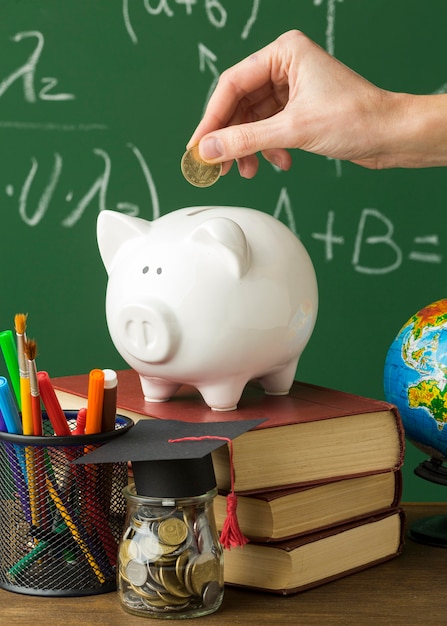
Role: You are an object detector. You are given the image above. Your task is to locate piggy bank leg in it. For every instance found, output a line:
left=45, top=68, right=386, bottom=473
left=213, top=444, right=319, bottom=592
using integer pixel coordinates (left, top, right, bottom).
left=198, top=379, right=247, bottom=412
left=258, top=359, right=299, bottom=396
left=139, top=375, right=180, bottom=403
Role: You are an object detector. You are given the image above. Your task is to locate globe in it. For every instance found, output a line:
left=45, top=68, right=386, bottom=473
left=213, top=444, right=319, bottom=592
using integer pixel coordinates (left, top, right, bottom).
left=384, top=298, right=447, bottom=461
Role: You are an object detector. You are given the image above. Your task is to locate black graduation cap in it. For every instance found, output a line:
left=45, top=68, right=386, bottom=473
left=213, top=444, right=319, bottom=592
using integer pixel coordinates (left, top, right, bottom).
left=74, top=418, right=264, bottom=498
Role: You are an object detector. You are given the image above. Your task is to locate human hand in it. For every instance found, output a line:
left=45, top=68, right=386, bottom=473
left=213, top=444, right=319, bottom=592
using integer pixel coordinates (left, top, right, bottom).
left=187, top=30, right=395, bottom=177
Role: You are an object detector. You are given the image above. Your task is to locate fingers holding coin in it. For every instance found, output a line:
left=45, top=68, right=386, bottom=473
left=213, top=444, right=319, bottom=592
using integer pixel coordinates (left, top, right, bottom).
left=181, top=146, right=222, bottom=188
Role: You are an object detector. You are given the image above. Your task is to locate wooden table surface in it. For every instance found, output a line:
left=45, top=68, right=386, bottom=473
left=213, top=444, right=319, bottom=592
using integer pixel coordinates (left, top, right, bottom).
left=1, top=504, right=446, bottom=625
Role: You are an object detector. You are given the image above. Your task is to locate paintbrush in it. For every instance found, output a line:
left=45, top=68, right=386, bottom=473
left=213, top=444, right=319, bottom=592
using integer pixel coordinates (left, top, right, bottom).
left=24, top=339, right=51, bottom=532
left=24, top=339, right=43, bottom=437
left=14, top=313, right=33, bottom=435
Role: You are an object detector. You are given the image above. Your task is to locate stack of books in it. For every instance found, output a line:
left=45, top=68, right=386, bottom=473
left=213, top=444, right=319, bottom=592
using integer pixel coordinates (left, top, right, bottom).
left=54, top=369, right=405, bottom=596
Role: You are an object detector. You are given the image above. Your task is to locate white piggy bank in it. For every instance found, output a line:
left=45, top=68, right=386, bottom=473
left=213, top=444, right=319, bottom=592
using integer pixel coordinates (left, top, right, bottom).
left=97, top=206, right=318, bottom=411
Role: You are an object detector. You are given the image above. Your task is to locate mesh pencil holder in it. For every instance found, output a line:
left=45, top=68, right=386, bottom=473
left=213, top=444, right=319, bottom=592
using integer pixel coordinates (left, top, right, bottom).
left=0, top=412, right=133, bottom=597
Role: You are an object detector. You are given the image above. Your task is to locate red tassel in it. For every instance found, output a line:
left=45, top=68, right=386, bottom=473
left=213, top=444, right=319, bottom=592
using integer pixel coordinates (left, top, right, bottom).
left=219, top=491, right=249, bottom=550
left=168, top=434, right=249, bottom=550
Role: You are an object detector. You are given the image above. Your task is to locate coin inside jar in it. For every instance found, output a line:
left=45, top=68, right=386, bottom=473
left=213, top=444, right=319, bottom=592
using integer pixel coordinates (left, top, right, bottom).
left=119, top=538, right=141, bottom=567
left=125, top=559, right=148, bottom=587
left=139, top=533, right=163, bottom=561
left=158, top=517, right=189, bottom=546
left=187, top=553, right=221, bottom=596
left=159, top=567, right=192, bottom=598
left=181, top=145, right=222, bottom=188
left=202, top=580, right=223, bottom=608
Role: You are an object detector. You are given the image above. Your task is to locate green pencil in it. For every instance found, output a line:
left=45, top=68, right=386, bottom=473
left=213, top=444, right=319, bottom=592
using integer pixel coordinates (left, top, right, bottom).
left=0, top=330, right=21, bottom=408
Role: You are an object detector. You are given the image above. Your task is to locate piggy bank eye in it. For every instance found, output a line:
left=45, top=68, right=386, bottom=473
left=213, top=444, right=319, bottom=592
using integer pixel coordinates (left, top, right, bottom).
left=156, top=267, right=162, bottom=275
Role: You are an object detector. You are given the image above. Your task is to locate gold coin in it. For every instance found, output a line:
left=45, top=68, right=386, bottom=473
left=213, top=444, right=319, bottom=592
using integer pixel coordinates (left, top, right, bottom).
left=141, top=595, right=172, bottom=608
left=158, top=518, right=189, bottom=546
left=181, top=145, right=222, bottom=188
left=159, top=566, right=191, bottom=599
left=119, top=538, right=140, bottom=567
left=148, top=562, right=164, bottom=586
left=119, top=563, right=132, bottom=584
left=175, top=549, right=192, bottom=584
left=189, top=553, right=221, bottom=596
left=155, top=590, right=191, bottom=607
left=156, top=542, right=180, bottom=557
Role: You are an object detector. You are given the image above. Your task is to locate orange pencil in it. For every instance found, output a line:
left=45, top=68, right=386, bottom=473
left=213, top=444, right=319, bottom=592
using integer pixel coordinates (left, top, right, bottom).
left=85, top=369, right=105, bottom=435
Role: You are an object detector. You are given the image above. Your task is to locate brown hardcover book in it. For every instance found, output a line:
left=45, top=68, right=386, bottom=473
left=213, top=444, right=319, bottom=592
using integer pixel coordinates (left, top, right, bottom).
left=222, top=508, right=405, bottom=595
left=53, top=369, right=405, bottom=494
left=214, top=470, right=402, bottom=542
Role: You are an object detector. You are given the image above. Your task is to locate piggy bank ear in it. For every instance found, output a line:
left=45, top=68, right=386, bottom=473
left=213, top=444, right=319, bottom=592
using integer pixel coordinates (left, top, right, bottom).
left=97, top=210, right=151, bottom=274
left=191, top=217, right=250, bottom=278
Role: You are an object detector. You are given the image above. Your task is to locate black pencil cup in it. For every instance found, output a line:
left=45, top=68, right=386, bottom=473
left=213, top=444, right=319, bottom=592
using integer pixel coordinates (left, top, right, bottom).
left=0, top=412, right=133, bottom=596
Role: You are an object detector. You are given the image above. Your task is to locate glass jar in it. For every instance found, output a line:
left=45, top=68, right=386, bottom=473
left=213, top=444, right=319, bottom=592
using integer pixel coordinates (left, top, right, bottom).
left=118, top=484, right=224, bottom=619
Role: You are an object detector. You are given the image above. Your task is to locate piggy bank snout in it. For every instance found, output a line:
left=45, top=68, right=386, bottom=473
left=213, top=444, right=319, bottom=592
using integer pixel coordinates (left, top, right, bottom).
left=116, top=301, right=179, bottom=363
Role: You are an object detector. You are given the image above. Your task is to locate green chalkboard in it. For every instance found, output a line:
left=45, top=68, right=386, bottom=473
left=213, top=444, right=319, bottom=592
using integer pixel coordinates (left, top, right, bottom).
left=1, top=1, right=447, bottom=501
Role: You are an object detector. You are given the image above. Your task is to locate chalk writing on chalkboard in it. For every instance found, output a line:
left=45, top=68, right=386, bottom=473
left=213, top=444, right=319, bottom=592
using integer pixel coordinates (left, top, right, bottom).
left=275, top=189, right=442, bottom=275
left=0, top=31, right=74, bottom=104
left=0, top=4, right=443, bottom=279
left=122, top=0, right=260, bottom=45
left=8, top=144, right=160, bottom=228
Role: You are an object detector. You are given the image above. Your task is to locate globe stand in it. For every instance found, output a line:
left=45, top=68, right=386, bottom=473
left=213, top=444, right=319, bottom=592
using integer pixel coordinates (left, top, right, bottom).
left=409, top=458, right=447, bottom=547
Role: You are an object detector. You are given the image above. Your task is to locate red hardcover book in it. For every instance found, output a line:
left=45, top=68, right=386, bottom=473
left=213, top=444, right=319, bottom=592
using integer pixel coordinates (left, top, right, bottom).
left=222, top=508, right=405, bottom=595
left=53, top=369, right=405, bottom=494
left=214, top=470, right=402, bottom=542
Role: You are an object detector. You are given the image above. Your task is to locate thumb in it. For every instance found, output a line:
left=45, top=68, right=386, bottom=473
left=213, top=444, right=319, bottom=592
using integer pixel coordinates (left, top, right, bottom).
left=198, top=117, right=289, bottom=163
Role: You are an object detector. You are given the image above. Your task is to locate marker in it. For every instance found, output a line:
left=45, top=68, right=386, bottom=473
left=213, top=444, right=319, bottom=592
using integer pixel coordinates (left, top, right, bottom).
left=37, top=371, right=71, bottom=436
left=0, top=329, right=20, bottom=407
left=0, top=376, right=22, bottom=434
left=85, top=369, right=105, bottom=435
left=101, top=369, right=117, bottom=432
left=72, top=407, right=86, bottom=435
